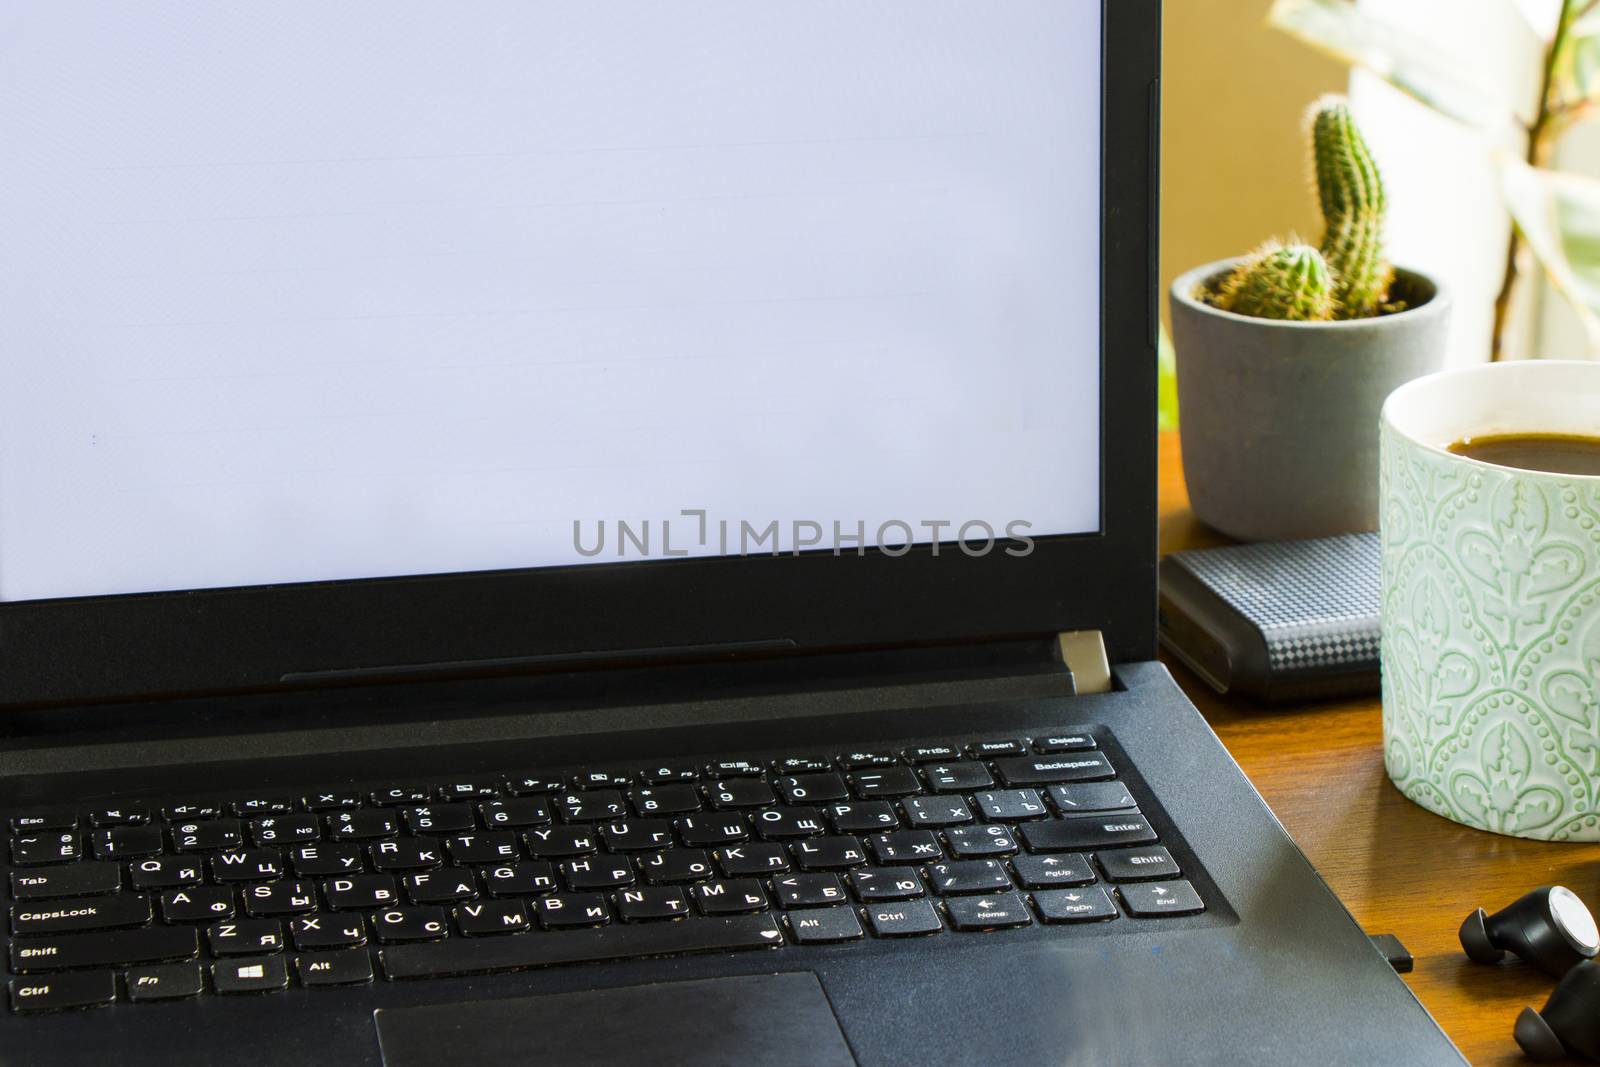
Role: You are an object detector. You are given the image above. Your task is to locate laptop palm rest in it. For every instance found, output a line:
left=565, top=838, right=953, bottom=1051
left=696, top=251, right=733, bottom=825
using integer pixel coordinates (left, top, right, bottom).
left=373, top=971, right=857, bottom=1066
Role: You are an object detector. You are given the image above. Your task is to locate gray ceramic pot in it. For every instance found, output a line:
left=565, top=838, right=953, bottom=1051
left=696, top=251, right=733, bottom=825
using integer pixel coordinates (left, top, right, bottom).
left=1169, top=260, right=1451, bottom=542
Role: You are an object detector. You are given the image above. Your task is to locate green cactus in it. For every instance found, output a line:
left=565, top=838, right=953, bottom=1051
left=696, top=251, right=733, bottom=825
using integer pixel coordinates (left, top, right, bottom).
left=1309, top=95, right=1392, bottom=319
left=1217, top=242, right=1336, bottom=322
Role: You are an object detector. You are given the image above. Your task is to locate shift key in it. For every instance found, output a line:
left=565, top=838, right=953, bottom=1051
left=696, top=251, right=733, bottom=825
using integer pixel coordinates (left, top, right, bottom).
left=10, top=927, right=197, bottom=973
left=12, top=892, right=151, bottom=936
left=1020, top=814, right=1157, bottom=852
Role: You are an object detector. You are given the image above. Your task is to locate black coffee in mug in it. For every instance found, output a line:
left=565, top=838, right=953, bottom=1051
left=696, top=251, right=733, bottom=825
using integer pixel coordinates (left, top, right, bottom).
left=1448, top=433, right=1600, bottom=477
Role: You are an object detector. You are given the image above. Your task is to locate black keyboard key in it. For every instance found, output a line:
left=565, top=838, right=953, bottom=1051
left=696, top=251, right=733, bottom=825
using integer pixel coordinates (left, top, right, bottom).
left=504, top=775, right=565, bottom=796
left=13, top=832, right=82, bottom=865
left=323, top=874, right=400, bottom=910
left=563, top=854, right=636, bottom=891
left=865, top=831, right=942, bottom=865
left=849, top=867, right=925, bottom=902
left=231, top=798, right=294, bottom=818
left=478, top=799, right=552, bottom=829
left=455, top=900, right=530, bottom=936
left=1119, top=880, right=1204, bottom=917
left=994, top=754, right=1115, bottom=786
left=402, top=805, right=474, bottom=835
left=628, top=785, right=701, bottom=816
left=172, top=820, right=244, bottom=853
left=693, top=879, right=769, bottom=915
left=161, top=804, right=220, bottom=821
left=445, top=833, right=520, bottom=866
left=242, top=880, right=319, bottom=917
left=370, top=838, right=445, bottom=872
left=789, top=907, right=863, bottom=943
left=1036, top=732, right=1097, bottom=754
left=793, top=836, right=868, bottom=871
left=210, top=849, right=284, bottom=883
left=637, top=765, right=698, bottom=786
left=304, top=791, right=361, bottom=812
left=946, top=891, right=1033, bottom=931
left=370, top=786, right=429, bottom=806
left=10, top=812, right=76, bottom=833
left=1049, top=781, right=1137, bottom=814
left=327, top=810, right=399, bottom=841
left=524, top=826, right=599, bottom=859
left=902, top=797, right=974, bottom=828
left=556, top=791, right=625, bottom=822
left=571, top=770, right=631, bottom=790
left=921, top=762, right=994, bottom=793
left=250, top=814, right=321, bottom=846
left=11, top=862, right=121, bottom=900
left=1099, top=847, right=1181, bottom=882
left=677, top=814, right=749, bottom=847
left=482, top=862, right=557, bottom=897
left=904, top=745, right=960, bottom=763
left=945, top=824, right=1018, bottom=858
left=90, top=808, right=149, bottom=828
left=973, top=790, right=1050, bottom=822
left=706, top=779, right=776, bottom=810
left=1034, top=886, right=1118, bottom=923
left=373, top=906, right=450, bottom=942
left=212, top=955, right=288, bottom=994
left=704, top=760, right=763, bottom=779
left=1020, top=815, right=1157, bottom=853
left=160, top=886, right=235, bottom=923
left=772, top=873, right=848, bottom=908
left=291, top=915, right=366, bottom=950
left=129, top=856, right=204, bottom=890
left=13, top=892, right=151, bottom=935
left=928, top=860, right=1011, bottom=896
left=865, top=898, right=943, bottom=937
left=535, top=893, right=611, bottom=929
left=208, top=919, right=284, bottom=955
left=125, top=961, right=204, bottom=1002
left=752, top=807, right=827, bottom=840
left=824, top=802, right=898, bottom=834
left=382, top=913, right=784, bottom=979
left=288, top=842, right=364, bottom=878
left=847, top=766, right=922, bottom=799
left=838, top=750, right=897, bottom=770
left=599, top=820, right=675, bottom=852
left=713, top=843, right=790, bottom=877
left=968, top=739, right=1027, bottom=758
left=92, top=825, right=163, bottom=860
left=640, top=849, right=713, bottom=885
left=773, top=774, right=850, bottom=805
left=436, top=781, right=500, bottom=801
left=405, top=869, right=479, bottom=905
left=771, top=756, right=832, bottom=775
left=297, top=947, right=374, bottom=987
left=1013, top=853, right=1097, bottom=889
left=9, top=970, right=115, bottom=1013
left=10, top=927, right=198, bottom=973
left=617, top=886, right=690, bottom=922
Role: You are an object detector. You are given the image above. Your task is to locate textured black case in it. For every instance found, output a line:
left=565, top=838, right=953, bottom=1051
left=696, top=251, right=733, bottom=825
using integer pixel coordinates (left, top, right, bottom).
left=1158, top=532, right=1380, bottom=704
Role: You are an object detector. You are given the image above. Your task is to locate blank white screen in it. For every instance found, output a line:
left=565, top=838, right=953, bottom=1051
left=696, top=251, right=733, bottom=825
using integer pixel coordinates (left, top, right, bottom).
left=0, top=1, right=1102, bottom=602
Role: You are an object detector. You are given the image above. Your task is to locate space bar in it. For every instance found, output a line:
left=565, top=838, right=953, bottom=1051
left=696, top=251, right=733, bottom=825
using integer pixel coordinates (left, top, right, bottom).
left=380, top=914, right=785, bottom=979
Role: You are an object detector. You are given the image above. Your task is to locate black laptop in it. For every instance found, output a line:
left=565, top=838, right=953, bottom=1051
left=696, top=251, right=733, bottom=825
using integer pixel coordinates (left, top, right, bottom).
left=0, top=2, right=1461, bottom=1063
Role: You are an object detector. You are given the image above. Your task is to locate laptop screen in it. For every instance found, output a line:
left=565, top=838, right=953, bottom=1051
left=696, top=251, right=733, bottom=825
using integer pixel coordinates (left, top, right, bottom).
left=0, top=2, right=1103, bottom=604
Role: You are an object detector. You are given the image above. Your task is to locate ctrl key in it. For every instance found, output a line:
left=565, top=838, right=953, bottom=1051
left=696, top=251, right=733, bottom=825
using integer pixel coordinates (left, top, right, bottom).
left=212, top=956, right=289, bottom=995
left=9, top=971, right=116, bottom=1013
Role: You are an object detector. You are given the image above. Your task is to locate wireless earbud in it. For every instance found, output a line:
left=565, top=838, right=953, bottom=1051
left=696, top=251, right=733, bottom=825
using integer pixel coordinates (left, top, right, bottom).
left=1516, top=958, right=1600, bottom=1062
left=1460, top=885, right=1600, bottom=977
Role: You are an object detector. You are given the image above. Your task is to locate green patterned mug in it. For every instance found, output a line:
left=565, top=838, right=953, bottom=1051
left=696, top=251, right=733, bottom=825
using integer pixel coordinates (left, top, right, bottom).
left=1381, top=361, right=1600, bottom=840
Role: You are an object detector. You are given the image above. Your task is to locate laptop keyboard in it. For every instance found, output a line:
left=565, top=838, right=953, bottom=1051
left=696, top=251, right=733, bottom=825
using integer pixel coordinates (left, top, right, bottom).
left=5, top=728, right=1205, bottom=1013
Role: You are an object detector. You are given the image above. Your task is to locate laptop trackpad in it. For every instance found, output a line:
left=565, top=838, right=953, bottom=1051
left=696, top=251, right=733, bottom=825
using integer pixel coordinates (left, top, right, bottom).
left=373, top=972, right=857, bottom=1067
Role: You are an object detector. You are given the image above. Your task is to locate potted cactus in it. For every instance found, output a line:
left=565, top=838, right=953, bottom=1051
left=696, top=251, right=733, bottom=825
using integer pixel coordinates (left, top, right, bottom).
left=1170, top=96, right=1451, bottom=542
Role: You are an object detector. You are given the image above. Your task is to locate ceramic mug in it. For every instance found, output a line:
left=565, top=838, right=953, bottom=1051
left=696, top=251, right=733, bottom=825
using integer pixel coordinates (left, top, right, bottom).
left=1381, top=360, right=1600, bottom=840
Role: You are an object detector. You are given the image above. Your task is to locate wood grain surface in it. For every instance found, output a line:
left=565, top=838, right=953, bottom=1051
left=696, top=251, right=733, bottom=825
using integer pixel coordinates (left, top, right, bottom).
left=1158, top=431, right=1600, bottom=1066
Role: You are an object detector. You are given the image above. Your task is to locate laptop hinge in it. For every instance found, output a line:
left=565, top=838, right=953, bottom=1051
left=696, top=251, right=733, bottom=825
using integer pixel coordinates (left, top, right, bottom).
left=1057, top=630, right=1111, bottom=695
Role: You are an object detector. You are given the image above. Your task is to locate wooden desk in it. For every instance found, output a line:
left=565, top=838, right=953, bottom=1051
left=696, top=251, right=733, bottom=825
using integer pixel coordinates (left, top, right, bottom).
left=1158, top=431, right=1598, bottom=1066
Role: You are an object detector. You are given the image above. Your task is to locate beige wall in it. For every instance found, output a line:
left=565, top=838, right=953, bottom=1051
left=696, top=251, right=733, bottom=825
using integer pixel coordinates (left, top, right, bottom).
left=1161, top=0, right=1345, bottom=327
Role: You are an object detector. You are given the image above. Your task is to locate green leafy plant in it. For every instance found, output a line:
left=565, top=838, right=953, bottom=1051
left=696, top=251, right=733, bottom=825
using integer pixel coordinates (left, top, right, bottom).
left=1270, top=0, right=1600, bottom=358
left=1205, top=96, right=1393, bottom=322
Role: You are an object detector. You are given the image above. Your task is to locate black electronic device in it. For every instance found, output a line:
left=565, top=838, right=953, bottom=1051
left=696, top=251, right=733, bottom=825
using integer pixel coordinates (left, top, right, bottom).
left=0, top=3, right=1462, bottom=1064
left=1517, top=959, right=1600, bottom=1062
left=1460, top=886, right=1600, bottom=977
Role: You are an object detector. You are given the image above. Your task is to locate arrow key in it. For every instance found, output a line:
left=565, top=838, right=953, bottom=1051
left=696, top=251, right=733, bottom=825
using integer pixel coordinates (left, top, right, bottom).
left=1034, top=886, right=1118, bottom=924
left=946, top=891, right=1032, bottom=931
left=1119, top=880, right=1204, bottom=917
left=1013, top=853, right=1096, bottom=889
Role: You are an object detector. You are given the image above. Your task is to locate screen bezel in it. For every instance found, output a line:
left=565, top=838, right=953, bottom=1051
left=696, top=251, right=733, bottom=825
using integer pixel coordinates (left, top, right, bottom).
left=0, top=0, right=1159, bottom=708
